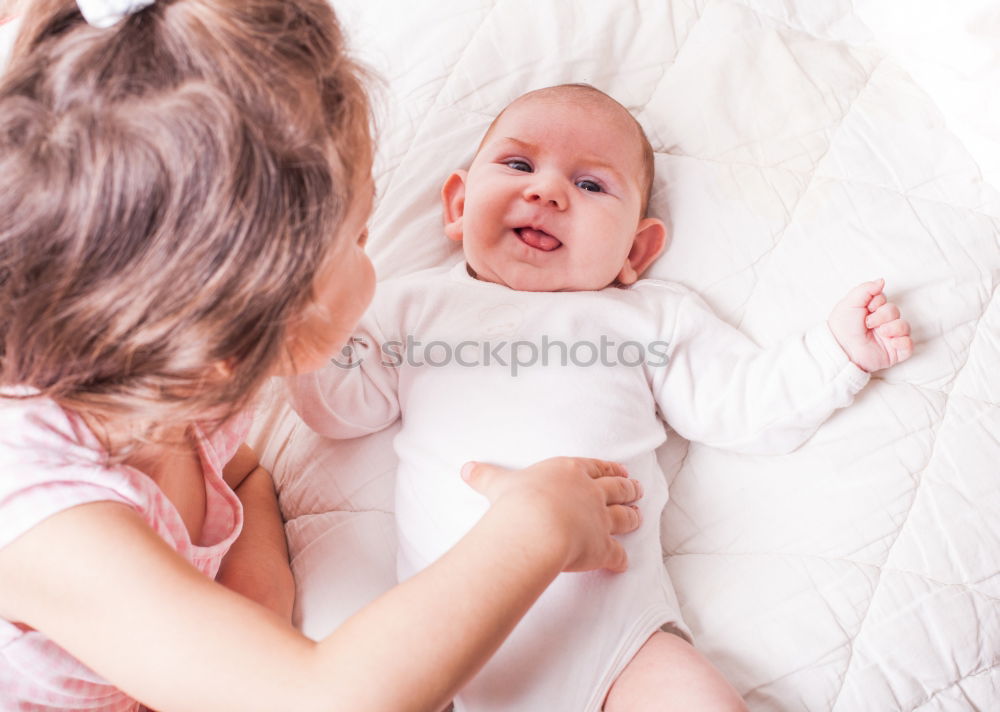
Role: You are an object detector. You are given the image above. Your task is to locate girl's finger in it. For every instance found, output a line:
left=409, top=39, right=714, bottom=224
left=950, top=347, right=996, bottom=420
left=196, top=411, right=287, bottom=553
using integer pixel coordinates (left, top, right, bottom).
left=865, top=302, right=900, bottom=328
left=606, top=504, right=642, bottom=538
left=460, top=461, right=508, bottom=494
left=582, top=458, right=628, bottom=479
left=599, top=476, right=643, bottom=505
left=602, top=540, right=629, bottom=574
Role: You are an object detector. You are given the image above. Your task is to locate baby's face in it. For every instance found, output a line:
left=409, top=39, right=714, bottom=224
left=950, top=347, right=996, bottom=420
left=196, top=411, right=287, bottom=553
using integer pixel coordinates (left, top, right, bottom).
left=444, top=96, right=662, bottom=292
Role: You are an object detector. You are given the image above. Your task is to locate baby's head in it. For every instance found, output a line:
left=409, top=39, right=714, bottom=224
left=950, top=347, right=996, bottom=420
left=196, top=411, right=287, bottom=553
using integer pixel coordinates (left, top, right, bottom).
left=442, top=84, right=665, bottom=292
left=0, top=0, right=374, bottom=445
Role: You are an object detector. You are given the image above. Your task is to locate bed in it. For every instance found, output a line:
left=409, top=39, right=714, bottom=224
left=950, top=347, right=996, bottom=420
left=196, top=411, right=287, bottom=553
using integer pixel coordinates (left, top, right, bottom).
left=246, top=1, right=1000, bottom=709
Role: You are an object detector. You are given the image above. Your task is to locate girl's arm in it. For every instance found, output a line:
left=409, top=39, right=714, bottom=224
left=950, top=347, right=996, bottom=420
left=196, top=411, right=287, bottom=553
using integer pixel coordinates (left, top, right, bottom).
left=216, top=444, right=294, bottom=620
left=0, top=457, right=639, bottom=712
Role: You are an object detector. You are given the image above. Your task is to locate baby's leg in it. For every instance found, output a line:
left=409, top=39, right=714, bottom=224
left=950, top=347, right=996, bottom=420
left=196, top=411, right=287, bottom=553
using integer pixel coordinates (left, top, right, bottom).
left=603, top=631, right=747, bottom=712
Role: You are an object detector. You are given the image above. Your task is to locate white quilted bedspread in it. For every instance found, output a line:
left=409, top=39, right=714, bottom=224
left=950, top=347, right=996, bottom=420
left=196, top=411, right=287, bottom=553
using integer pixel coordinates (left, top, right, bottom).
left=246, top=1, right=1000, bottom=710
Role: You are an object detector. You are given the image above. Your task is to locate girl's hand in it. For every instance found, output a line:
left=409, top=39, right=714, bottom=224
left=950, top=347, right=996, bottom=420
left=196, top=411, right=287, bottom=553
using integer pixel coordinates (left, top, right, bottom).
left=461, top=457, right=642, bottom=574
left=828, top=279, right=914, bottom=373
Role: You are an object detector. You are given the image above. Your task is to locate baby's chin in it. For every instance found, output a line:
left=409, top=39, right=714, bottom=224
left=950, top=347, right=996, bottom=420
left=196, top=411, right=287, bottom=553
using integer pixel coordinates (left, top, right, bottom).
left=470, top=260, right=614, bottom=293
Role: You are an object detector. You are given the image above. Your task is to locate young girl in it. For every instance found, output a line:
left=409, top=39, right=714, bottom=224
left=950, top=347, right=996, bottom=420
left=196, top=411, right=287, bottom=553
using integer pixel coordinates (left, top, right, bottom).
left=0, top=2, right=644, bottom=710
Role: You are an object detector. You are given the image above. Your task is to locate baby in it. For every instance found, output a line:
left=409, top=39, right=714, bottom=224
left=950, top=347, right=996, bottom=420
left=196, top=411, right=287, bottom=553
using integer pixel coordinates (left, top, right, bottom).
left=291, top=84, right=912, bottom=711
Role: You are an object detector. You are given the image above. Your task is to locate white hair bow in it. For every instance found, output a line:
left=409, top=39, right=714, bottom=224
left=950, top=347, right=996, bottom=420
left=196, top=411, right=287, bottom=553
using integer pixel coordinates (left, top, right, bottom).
left=77, top=0, right=156, bottom=28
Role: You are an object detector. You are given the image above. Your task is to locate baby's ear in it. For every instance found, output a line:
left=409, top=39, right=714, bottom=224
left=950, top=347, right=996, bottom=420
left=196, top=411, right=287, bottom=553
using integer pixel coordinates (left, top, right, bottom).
left=442, top=170, right=468, bottom=242
left=617, top=217, right=667, bottom=285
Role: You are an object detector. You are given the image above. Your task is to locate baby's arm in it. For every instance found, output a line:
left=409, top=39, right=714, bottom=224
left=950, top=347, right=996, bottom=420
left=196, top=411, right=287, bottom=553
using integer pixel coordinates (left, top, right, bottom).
left=215, top=443, right=293, bottom=620
left=289, top=310, right=400, bottom=439
left=650, top=285, right=882, bottom=455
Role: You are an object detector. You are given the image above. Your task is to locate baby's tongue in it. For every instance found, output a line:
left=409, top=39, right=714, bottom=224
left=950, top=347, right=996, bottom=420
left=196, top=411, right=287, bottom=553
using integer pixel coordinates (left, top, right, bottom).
left=518, top=228, right=562, bottom=251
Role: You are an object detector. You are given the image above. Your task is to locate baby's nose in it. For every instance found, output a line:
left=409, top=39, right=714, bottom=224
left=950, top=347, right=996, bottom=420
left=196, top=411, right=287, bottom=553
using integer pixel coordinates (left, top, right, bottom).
left=522, top=173, right=567, bottom=209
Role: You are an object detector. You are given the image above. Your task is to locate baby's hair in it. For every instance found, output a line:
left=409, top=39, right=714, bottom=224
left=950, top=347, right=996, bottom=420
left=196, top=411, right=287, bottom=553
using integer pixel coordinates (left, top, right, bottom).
left=0, top=0, right=372, bottom=452
left=477, top=83, right=655, bottom=215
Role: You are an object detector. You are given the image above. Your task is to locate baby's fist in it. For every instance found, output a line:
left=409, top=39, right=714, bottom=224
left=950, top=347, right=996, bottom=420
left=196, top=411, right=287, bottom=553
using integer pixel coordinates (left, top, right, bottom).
left=828, top=279, right=913, bottom=373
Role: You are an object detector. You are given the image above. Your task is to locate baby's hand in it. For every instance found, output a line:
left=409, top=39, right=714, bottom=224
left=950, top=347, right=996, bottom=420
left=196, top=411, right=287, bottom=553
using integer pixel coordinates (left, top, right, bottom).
left=827, top=279, right=913, bottom=373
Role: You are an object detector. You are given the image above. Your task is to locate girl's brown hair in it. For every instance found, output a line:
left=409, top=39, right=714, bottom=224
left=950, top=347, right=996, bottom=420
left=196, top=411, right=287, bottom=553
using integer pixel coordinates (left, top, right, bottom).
left=0, top=0, right=372, bottom=452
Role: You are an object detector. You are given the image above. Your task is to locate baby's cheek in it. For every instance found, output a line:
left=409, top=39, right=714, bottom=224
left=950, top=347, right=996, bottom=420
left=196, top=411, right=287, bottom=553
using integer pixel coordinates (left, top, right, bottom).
left=571, top=250, right=625, bottom=291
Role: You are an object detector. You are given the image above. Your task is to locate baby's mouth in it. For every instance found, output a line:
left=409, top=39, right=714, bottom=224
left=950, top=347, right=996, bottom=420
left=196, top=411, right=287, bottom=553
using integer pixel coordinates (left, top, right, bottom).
left=514, top=227, right=562, bottom=252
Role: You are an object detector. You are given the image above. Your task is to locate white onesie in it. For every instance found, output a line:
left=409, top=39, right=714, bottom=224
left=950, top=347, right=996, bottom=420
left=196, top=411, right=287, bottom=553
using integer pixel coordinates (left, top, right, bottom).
left=291, top=261, right=869, bottom=711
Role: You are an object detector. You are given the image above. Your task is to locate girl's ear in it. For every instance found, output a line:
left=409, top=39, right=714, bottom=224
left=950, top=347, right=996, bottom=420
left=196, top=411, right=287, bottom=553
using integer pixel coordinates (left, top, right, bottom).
left=441, top=170, right=468, bottom=242
left=617, top=218, right=667, bottom=285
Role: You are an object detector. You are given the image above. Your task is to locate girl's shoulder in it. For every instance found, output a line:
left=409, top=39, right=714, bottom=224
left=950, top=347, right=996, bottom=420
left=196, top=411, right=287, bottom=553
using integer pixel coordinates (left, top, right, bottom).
left=0, top=391, right=144, bottom=553
left=0, top=388, right=105, bottom=470
left=0, top=391, right=248, bottom=563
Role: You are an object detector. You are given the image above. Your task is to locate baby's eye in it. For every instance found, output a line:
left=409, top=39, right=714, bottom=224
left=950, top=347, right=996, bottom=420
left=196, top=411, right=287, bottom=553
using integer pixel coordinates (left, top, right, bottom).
left=505, top=159, right=532, bottom=172
left=576, top=179, right=603, bottom=193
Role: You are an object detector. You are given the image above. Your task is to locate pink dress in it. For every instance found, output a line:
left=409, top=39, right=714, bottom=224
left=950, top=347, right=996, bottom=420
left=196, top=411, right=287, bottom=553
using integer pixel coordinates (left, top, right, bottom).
left=0, top=390, right=249, bottom=711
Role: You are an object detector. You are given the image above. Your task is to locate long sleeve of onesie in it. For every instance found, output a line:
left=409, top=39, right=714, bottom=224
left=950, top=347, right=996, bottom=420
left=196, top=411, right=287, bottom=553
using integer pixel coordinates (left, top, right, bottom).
left=648, top=287, right=871, bottom=455
left=289, top=310, right=400, bottom=439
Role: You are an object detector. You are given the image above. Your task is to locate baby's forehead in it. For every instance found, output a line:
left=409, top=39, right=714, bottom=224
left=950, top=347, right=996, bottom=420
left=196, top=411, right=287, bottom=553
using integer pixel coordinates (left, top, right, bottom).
left=487, top=93, right=643, bottom=160
left=499, top=91, right=634, bottom=134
